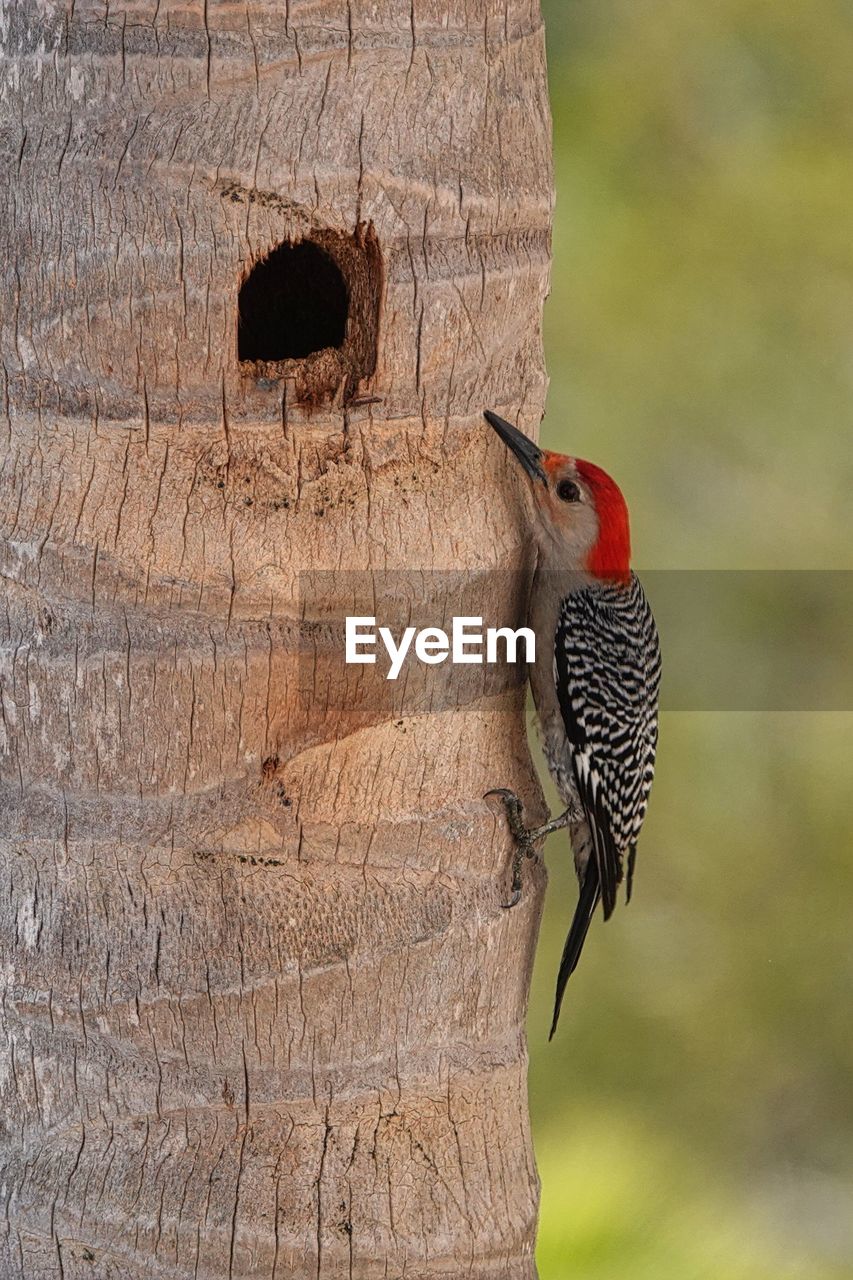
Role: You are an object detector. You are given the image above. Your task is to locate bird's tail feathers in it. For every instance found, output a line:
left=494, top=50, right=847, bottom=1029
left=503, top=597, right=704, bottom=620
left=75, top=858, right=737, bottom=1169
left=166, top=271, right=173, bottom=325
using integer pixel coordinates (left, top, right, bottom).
left=549, top=862, right=601, bottom=1040
left=626, top=844, right=637, bottom=904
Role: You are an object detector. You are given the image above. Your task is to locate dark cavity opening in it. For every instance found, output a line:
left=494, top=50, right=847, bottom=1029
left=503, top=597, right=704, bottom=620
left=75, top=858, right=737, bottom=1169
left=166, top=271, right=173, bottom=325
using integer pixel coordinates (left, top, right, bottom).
left=238, top=240, right=348, bottom=362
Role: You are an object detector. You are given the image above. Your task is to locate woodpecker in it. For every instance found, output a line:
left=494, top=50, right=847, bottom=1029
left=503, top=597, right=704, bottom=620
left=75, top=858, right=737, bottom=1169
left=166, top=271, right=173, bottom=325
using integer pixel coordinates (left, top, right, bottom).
left=484, top=410, right=661, bottom=1038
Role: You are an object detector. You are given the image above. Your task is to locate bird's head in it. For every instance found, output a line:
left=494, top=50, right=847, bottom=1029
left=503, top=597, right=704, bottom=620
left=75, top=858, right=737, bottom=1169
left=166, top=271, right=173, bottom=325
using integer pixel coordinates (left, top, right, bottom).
left=485, top=410, right=631, bottom=583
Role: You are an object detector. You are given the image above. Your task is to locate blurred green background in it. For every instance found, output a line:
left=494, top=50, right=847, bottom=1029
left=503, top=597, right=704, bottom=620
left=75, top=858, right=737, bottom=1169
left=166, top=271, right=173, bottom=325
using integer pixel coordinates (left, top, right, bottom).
left=531, top=3, right=853, bottom=1277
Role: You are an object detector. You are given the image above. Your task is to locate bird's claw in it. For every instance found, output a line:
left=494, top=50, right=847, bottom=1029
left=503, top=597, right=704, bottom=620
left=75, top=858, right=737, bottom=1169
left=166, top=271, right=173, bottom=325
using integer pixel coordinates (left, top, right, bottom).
left=485, top=788, right=535, bottom=909
left=484, top=787, right=531, bottom=845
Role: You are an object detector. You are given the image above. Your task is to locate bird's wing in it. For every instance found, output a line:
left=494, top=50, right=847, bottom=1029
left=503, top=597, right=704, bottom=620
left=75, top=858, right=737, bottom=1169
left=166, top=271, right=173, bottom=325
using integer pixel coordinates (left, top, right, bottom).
left=553, top=574, right=661, bottom=921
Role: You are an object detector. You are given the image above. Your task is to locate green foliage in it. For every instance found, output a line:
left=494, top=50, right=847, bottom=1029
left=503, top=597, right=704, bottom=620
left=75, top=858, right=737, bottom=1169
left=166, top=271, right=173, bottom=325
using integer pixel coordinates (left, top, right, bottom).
left=533, top=3, right=853, bottom=1275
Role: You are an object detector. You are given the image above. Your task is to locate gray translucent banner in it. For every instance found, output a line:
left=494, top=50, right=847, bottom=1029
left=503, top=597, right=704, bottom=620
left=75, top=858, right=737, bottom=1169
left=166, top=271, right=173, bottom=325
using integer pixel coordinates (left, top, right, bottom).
left=296, top=570, right=853, bottom=712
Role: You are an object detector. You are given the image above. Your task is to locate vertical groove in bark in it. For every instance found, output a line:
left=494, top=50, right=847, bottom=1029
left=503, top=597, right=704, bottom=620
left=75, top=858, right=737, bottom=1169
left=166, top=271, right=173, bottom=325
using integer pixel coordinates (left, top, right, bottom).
left=0, top=2, right=553, bottom=1277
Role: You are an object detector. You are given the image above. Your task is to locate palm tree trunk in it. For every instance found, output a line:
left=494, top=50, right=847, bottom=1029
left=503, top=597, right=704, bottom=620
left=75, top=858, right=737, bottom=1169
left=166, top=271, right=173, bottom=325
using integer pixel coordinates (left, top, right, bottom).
left=0, top=2, right=553, bottom=1276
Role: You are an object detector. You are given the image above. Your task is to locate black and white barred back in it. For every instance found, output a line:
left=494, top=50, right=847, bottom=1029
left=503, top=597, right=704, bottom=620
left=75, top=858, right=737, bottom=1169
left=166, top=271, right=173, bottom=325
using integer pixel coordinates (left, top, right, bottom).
left=554, top=572, right=661, bottom=919
left=545, top=572, right=660, bottom=1036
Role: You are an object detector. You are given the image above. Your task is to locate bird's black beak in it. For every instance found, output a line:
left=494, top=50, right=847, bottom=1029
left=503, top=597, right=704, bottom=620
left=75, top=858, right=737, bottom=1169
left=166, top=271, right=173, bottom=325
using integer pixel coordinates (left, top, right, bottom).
left=484, top=410, right=546, bottom=483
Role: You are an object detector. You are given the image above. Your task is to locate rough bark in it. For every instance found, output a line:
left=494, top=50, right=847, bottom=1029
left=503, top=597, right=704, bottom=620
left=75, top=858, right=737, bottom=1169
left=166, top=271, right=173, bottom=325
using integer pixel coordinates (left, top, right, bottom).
left=0, top=2, right=553, bottom=1276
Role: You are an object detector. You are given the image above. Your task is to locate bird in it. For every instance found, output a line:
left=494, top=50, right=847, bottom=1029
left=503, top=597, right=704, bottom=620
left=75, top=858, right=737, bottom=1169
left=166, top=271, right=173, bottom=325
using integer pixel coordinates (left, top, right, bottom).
left=483, top=410, right=661, bottom=1038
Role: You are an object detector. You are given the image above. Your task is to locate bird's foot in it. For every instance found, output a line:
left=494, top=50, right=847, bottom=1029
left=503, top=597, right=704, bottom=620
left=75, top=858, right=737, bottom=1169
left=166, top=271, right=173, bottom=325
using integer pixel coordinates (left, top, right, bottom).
left=485, top=789, right=570, bottom=909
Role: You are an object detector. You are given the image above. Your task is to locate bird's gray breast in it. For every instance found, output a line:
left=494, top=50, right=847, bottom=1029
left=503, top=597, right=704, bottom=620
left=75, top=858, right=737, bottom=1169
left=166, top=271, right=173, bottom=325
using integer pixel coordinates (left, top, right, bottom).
left=527, top=567, right=582, bottom=809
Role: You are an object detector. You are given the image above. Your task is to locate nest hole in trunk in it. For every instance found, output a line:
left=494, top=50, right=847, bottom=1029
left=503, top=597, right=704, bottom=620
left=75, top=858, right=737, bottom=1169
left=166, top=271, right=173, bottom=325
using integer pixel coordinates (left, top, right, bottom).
left=237, top=226, right=381, bottom=406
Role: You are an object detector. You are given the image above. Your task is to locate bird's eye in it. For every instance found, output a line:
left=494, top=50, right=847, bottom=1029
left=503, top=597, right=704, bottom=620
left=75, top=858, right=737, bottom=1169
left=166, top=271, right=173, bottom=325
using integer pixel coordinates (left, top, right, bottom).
left=556, top=478, right=581, bottom=503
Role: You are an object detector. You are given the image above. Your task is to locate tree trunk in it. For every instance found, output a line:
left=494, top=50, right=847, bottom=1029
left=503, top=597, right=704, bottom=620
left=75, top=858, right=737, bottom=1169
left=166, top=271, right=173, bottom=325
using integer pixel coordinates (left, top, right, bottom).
left=0, top=2, right=553, bottom=1276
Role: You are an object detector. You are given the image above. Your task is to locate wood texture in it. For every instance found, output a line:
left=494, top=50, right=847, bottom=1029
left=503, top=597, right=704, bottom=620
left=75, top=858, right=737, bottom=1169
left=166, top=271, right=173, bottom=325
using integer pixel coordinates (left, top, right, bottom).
left=0, top=1, right=553, bottom=1275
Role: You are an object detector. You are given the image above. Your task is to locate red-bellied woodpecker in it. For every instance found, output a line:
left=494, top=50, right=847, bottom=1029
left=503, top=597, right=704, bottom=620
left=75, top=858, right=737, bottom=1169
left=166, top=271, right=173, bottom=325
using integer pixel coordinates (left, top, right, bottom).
left=484, top=410, right=661, bottom=1038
